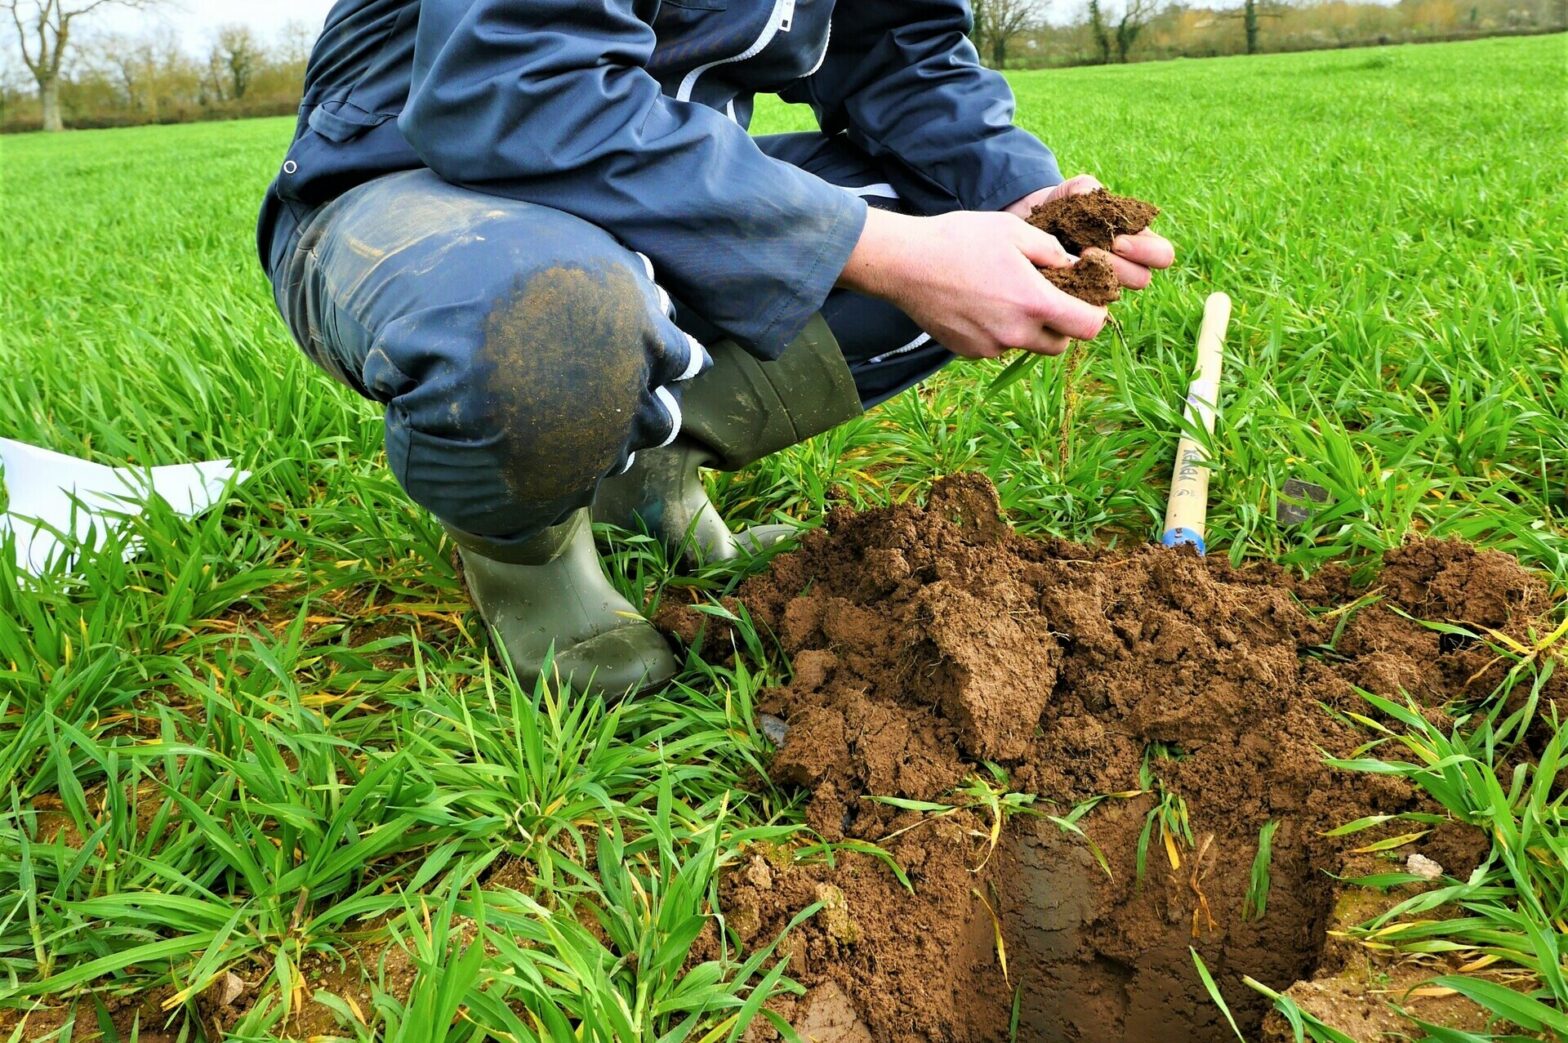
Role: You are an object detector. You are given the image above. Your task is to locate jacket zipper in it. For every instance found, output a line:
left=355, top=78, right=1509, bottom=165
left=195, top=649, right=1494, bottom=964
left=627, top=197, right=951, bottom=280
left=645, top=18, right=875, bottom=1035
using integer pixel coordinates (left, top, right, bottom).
left=675, top=0, right=795, bottom=102
left=806, top=15, right=830, bottom=77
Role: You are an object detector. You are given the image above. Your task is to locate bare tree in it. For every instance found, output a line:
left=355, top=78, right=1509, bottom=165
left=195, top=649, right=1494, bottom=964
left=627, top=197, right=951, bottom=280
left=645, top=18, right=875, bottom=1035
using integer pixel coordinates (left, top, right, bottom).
left=274, top=18, right=313, bottom=70
left=89, top=23, right=182, bottom=118
left=212, top=23, right=258, bottom=101
left=99, top=31, right=145, bottom=110
left=1116, top=0, right=1155, bottom=61
left=4, top=0, right=165, bottom=131
left=972, top=0, right=1049, bottom=67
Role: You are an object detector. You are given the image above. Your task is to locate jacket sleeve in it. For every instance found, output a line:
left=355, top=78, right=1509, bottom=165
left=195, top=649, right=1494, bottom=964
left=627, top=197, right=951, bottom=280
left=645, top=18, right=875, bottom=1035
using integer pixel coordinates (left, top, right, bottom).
left=399, top=0, right=866, bottom=359
left=781, top=0, right=1063, bottom=216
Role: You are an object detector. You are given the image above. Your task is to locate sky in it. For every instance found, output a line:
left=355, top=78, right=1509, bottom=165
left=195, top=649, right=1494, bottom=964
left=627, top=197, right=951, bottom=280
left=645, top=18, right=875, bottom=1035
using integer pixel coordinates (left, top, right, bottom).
left=95, top=0, right=340, bottom=52
left=81, top=0, right=1168, bottom=49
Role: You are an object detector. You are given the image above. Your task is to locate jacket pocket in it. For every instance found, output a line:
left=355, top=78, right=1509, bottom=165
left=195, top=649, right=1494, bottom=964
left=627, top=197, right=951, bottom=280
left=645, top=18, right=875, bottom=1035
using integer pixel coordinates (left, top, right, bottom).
left=301, top=5, right=419, bottom=143
left=307, top=99, right=395, bottom=144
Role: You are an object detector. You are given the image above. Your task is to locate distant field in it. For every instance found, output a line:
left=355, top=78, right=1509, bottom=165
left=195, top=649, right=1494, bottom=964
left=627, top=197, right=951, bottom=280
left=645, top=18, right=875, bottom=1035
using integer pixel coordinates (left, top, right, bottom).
left=0, top=34, right=1563, bottom=1042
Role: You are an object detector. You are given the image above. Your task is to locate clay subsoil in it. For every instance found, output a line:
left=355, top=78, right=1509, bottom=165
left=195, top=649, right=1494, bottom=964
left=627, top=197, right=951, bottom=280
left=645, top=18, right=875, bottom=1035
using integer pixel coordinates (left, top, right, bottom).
left=689, top=474, right=1560, bottom=1042
left=1030, top=189, right=1161, bottom=307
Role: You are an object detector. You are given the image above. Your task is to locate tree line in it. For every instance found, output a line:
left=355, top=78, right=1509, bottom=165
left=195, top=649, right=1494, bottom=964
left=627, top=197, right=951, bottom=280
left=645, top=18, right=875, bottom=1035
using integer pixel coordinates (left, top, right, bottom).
left=975, top=0, right=1566, bottom=68
left=3, top=0, right=1565, bottom=133
left=2, top=0, right=309, bottom=133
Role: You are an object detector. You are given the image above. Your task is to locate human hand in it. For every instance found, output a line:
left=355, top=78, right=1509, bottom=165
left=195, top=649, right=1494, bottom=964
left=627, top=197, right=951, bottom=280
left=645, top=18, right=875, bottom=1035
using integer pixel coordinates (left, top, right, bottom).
left=838, top=208, right=1107, bottom=359
left=1005, top=174, right=1175, bottom=290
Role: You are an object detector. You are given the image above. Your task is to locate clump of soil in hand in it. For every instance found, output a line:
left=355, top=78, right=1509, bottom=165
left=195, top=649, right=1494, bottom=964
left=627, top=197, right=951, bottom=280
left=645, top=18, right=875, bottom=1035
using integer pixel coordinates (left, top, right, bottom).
left=1028, top=187, right=1162, bottom=255
left=1042, top=251, right=1122, bottom=306
left=1028, top=188, right=1162, bottom=306
left=672, top=475, right=1559, bottom=1043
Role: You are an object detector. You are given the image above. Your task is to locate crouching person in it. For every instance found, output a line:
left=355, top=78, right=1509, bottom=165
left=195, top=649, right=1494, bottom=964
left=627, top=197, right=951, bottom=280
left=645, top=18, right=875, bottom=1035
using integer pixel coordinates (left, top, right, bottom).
left=258, top=0, right=1174, bottom=698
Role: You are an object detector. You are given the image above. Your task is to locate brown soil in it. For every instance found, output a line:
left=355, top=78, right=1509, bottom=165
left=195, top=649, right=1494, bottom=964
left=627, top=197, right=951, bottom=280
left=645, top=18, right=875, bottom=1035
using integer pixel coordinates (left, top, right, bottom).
left=1260, top=885, right=1493, bottom=1042
left=1027, top=189, right=1161, bottom=306
left=0, top=988, right=180, bottom=1041
left=1043, top=253, right=1122, bottom=307
left=694, top=474, right=1558, bottom=1043
left=1028, top=189, right=1162, bottom=256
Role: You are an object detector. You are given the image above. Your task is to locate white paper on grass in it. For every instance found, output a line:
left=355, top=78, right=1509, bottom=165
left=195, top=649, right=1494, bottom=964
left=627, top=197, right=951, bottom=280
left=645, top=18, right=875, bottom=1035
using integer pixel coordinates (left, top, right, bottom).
left=0, top=437, right=250, bottom=578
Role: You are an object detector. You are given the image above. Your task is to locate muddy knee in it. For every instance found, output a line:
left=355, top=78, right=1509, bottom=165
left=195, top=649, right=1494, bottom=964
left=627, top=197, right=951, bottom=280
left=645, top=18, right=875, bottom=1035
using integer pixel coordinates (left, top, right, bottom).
left=482, top=263, right=666, bottom=500
left=386, top=259, right=671, bottom=540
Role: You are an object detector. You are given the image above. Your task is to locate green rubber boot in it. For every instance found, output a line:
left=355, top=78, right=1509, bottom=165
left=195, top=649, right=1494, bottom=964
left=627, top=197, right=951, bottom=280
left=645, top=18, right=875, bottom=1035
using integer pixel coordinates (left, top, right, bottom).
left=593, top=315, right=864, bottom=562
left=449, top=509, right=679, bottom=698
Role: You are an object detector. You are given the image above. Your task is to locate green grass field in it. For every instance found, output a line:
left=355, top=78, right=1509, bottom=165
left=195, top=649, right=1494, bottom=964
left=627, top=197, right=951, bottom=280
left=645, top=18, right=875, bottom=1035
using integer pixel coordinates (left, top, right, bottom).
left=0, top=33, right=1564, bottom=1042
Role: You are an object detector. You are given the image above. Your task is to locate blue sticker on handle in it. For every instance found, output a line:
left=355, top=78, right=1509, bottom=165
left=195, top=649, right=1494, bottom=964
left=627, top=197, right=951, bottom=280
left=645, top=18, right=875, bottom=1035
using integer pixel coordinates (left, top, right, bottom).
left=1161, top=528, right=1207, bottom=556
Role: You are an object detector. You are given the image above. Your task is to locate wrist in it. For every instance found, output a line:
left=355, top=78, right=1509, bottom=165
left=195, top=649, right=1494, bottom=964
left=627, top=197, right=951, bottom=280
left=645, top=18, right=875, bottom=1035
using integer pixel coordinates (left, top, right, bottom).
left=837, top=208, right=922, bottom=299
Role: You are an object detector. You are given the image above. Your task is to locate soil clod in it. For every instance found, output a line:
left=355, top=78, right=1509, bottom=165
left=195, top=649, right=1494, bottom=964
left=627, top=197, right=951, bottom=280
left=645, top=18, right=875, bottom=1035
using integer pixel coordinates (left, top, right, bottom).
left=1042, top=252, right=1122, bottom=306
left=1028, top=188, right=1162, bottom=256
left=715, top=475, right=1557, bottom=1043
left=1028, top=188, right=1162, bottom=306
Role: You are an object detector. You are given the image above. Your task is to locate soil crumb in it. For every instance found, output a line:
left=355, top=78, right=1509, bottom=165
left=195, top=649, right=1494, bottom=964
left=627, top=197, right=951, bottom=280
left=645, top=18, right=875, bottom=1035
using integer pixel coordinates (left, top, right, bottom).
left=1043, top=252, right=1122, bottom=306
left=1028, top=188, right=1162, bottom=255
left=1027, top=189, right=1160, bottom=305
left=705, top=474, right=1556, bottom=1043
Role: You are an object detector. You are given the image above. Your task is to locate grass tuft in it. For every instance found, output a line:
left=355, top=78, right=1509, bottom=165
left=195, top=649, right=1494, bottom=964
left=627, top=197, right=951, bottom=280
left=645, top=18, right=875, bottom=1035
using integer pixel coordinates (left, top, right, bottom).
left=1244, top=820, right=1279, bottom=922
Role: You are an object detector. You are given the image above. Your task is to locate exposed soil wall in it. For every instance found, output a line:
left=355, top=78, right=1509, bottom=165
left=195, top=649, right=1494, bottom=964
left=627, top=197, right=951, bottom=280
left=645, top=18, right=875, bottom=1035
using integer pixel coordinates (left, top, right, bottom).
left=698, top=475, right=1558, bottom=1042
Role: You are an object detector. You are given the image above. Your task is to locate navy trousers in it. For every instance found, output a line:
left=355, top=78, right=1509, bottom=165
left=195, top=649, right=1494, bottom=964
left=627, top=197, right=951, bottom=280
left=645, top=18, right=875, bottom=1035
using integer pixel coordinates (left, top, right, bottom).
left=269, top=133, right=956, bottom=548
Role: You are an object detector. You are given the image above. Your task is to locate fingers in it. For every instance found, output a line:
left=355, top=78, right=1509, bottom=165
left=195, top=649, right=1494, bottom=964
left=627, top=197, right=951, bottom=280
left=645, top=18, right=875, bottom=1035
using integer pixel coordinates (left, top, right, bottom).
left=1047, top=302, right=1108, bottom=343
left=953, top=294, right=1098, bottom=360
left=1054, top=173, right=1105, bottom=199
left=1091, top=230, right=1175, bottom=291
left=986, top=323, right=1072, bottom=358
left=1031, top=283, right=1107, bottom=343
left=1027, top=329, right=1073, bottom=356
left=1005, top=321, right=1076, bottom=357
left=1091, top=247, right=1153, bottom=291
left=1015, top=224, right=1072, bottom=269
left=1112, top=230, right=1175, bottom=270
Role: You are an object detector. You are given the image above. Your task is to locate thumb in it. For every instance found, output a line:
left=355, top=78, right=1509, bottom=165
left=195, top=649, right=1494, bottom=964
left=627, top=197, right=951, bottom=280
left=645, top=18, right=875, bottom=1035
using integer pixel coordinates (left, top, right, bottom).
left=1015, top=224, right=1073, bottom=270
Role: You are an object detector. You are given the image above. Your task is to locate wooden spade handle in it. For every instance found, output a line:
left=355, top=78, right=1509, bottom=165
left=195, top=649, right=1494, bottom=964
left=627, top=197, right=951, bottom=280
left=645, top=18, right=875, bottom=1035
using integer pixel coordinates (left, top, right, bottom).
left=1160, top=292, right=1233, bottom=555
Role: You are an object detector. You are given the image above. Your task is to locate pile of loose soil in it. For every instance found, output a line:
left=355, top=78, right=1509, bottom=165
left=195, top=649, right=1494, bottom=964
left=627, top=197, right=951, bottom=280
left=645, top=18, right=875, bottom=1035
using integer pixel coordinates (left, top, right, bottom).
left=679, top=475, right=1559, bottom=1042
left=1029, top=189, right=1162, bottom=307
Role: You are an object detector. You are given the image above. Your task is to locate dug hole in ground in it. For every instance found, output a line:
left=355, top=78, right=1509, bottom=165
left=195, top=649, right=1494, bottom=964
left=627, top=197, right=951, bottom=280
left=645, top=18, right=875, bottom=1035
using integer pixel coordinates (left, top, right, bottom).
left=658, top=474, right=1563, bottom=1042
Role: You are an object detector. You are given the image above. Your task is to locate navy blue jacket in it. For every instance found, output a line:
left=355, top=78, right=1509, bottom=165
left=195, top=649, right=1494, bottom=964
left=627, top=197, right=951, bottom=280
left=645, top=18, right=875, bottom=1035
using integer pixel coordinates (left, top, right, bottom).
left=260, top=0, right=1064, bottom=359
